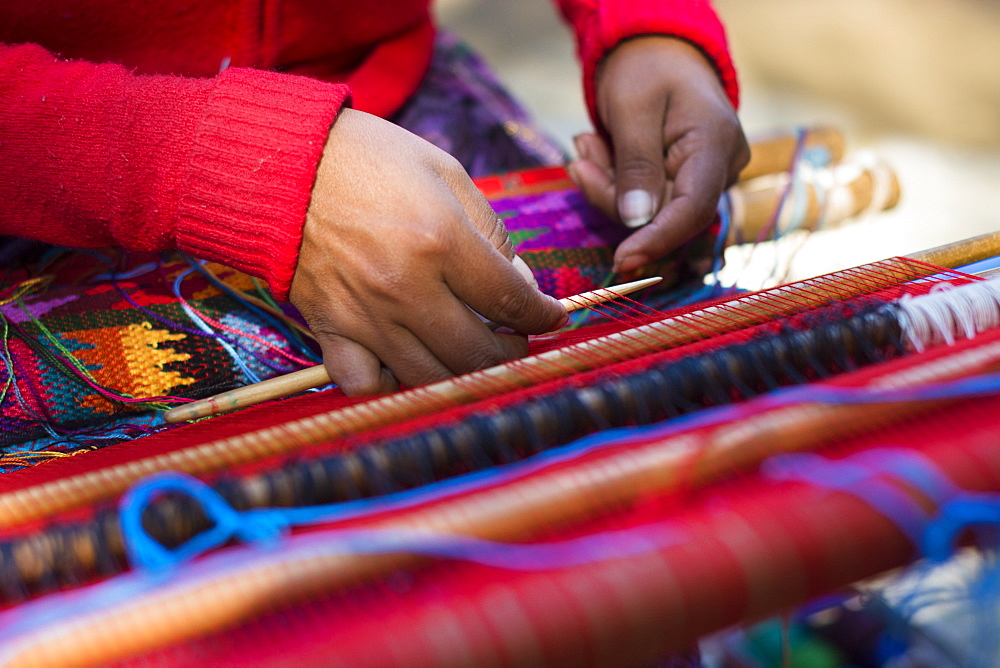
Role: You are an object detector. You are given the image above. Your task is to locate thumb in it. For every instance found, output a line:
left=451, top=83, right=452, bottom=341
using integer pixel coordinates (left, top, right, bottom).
left=610, top=106, right=667, bottom=229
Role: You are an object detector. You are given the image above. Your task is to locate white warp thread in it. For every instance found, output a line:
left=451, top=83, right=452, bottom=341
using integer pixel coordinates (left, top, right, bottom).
left=897, top=278, right=1000, bottom=352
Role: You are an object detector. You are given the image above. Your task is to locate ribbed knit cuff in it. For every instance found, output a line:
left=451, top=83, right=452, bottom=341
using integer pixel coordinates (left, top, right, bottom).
left=175, top=68, right=350, bottom=301
left=576, top=0, right=739, bottom=134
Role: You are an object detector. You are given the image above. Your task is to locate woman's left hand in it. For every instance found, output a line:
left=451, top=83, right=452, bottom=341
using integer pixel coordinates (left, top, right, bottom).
left=568, top=36, right=750, bottom=274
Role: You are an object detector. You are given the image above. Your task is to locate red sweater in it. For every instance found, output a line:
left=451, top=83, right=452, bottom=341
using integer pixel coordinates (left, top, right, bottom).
left=0, top=1, right=737, bottom=300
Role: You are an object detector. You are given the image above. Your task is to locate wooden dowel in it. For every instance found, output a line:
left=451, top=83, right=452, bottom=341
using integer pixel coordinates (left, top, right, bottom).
left=728, top=162, right=901, bottom=244
left=906, top=231, right=1000, bottom=269
left=739, top=126, right=845, bottom=182
left=163, top=278, right=662, bottom=424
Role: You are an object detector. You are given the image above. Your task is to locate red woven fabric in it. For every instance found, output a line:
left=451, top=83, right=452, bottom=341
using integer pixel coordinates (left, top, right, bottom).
left=115, top=334, right=1000, bottom=664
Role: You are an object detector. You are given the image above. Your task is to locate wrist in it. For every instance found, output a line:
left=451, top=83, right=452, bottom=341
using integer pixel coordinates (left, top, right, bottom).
left=598, top=35, right=725, bottom=97
left=175, top=69, right=350, bottom=301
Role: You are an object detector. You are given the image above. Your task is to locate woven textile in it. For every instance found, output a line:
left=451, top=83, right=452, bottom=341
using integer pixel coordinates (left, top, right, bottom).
left=0, top=254, right=312, bottom=460
left=0, top=167, right=716, bottom=469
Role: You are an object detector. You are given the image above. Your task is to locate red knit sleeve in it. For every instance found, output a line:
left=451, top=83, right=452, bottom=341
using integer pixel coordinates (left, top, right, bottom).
left=553, top=0, right=739, bottom=131
left=0, top=43, right=350, bottom=300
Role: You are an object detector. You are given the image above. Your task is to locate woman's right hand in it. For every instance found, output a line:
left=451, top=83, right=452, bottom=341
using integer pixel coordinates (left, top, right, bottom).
left=289, top=109, right=567, bottom=395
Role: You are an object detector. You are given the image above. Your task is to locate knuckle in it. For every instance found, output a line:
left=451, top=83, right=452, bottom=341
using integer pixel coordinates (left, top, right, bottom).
left=337, top=374, right=380, bottom=396
left=491, top=286, right=535, bottom=324
left=366, top=264, right=410, bottom=302
left=437, top=148, right=464, bottom=171
left=461, top=341, right=507, bottom=373
left=302, top=313, right=341, bottom=341
left=618, top=154, right=662, bottom=181
left=430, top=150, right=466, bottom=180
left=407, top=214, right=454, bottom=258
left=487, top=218, right=514, bottom=256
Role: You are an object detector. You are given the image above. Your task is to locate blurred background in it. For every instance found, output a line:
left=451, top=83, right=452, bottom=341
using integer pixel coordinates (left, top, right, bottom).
left=435, top=0, right=1000, bottom=284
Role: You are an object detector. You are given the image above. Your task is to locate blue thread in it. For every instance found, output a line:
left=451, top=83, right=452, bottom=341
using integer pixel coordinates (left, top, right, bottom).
left=923, top=494, right=1000, bottom=563
left=761, top=450, right=936, bottom=546
left=120, top=473, right=289, bottom=570
left=0, top=476, right=693, bottom=651
left=182, top=254, right=321, bottom=365
left=120, top=471, right=693, bottom=572
left=117, top=374, right=1000, bottom=563
left=94, top=261, right=160, bottom=281
left=171, top=268, right=264, bottom=385
left=7, top=372, right=997, bottom=646
left=237, top=372, right=1000, bottom=533
left=109, top=371, right=1000, bottom=590
left=848, top=448, right=960, bottom=502
left=761, top=127, right=808, bottom=286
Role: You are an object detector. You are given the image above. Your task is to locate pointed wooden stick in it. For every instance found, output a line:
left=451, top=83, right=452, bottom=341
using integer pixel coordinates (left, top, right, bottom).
left=163, top=277, right=662, bottom=423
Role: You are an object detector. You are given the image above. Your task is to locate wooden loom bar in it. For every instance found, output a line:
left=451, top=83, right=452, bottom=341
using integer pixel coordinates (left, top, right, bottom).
left=728, top=164, right=901, bottom=243
left=163, top=277, right=664, bottom=424
left=907, top=230, right=1000, bottom=269
left=6, top=331, right=1000, bottom=665
left=0, top=302, right=909, bottom=599
left=738, top=126, right=845, bottom=182
left=0, top=258, right=935, bottom=527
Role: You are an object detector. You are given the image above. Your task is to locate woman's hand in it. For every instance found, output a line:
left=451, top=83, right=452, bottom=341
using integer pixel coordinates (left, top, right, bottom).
left=568, top=36, right=750, bottom=274
left=290, top=109, right=567, bottom=395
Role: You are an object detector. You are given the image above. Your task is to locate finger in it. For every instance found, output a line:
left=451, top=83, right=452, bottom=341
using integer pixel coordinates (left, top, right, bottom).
left=451, top=237, right=567, bottom=334
left=448, top=177, right=568, bottom=334
left=567, top=158, right=616, bottom=220
left=401, top=288, right=530, bottom=376
left=444, top=167, right=540, bottom=291
left=615, top=147, right=728, bottom=273
left=606, top=95, right=668, bottom=229
left=573, top=133, right=614, bottom=177
left=317, top=334, right=398, bottom=396
left=441, top=166, right=518, bottom=263
left=440, top=220, right=566, bottom=334
left=367, top=322, right=457, bottom=389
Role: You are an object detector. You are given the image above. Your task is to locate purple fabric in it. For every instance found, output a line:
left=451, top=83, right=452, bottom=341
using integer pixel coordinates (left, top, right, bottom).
left=392, top=31, right=568, bottom=176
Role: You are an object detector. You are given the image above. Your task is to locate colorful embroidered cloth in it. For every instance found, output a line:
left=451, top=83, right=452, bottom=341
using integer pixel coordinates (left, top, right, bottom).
left=0, top=254, right=315, bottom=460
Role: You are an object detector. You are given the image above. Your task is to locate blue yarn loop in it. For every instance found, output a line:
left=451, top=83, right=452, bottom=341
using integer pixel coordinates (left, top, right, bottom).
left=123, top=448, right=978, bottom=576
left=922, top=494, right=1000, bottom=563
left=119, top=472, right=698, bottom=574
left=764, top=446, right=1000, bottom=569
left=120, top=472, right=292, bottom=571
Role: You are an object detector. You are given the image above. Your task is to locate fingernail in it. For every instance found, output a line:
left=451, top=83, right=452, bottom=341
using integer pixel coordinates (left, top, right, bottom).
left=512, top=255, right=539, bottom=289
left=620, top=190, right=654, bottom=229
left=573, top=135, right=588, bottom=160
left=614, top=253, right=650, bottom=274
